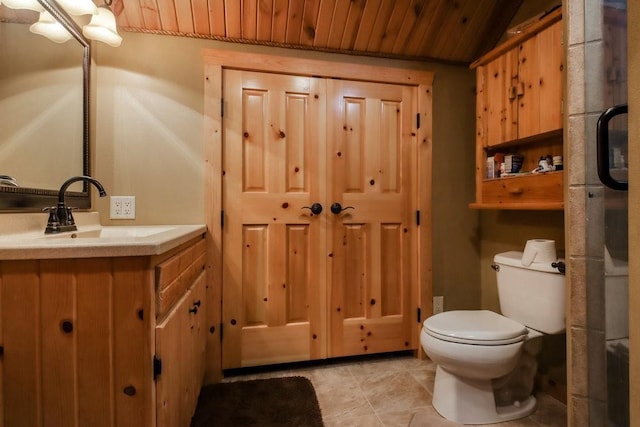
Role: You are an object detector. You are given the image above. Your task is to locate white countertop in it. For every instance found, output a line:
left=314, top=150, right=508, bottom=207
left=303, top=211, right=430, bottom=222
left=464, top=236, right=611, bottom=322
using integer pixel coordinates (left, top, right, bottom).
left=0, top=212, right=207, bottom=260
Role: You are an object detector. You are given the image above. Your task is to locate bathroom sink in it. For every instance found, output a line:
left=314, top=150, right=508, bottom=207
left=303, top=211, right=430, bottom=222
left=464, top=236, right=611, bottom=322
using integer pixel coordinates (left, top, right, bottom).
left=41, top=225, right=179, bottom=239
left=0, top=213, right=206, bottom=260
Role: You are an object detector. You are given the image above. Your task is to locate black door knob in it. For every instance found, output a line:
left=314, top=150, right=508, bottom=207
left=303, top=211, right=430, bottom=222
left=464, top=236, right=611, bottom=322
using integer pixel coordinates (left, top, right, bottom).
left=301, top=202, right=323, bottom=215
left=330, top=203, right=355, bottom=215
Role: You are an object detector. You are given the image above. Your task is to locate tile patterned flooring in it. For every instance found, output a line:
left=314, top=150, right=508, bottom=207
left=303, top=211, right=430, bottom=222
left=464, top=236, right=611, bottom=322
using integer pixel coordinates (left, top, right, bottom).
left=222, top=354, right=568, bottom=426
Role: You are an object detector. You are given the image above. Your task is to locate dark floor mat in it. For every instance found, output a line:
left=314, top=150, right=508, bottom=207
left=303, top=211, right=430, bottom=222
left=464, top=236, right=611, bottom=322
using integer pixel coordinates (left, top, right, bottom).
left=191, top=376, right=324, bottom=427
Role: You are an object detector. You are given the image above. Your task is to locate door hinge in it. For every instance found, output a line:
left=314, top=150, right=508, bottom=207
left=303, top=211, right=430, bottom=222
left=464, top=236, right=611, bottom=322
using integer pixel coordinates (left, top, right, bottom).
left=416, top=210, right=420, bottom=226
left=153, top=355, right=162, bottom=381
left=417, top=307, right=422, bottom=323
left=221, top=98, right=224, bottom=117
left=221, top=210, right=225, bottom=229
left=416, top=113, right=421, bottom=129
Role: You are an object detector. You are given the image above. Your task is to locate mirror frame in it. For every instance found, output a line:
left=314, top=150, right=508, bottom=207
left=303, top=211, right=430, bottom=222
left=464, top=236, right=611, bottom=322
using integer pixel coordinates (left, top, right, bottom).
left=0, top=0, right=91, bottom=211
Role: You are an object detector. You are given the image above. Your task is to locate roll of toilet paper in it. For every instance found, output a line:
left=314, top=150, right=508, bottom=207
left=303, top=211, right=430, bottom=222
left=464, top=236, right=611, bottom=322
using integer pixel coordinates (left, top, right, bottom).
left=521, top=239, right=557, bottom=267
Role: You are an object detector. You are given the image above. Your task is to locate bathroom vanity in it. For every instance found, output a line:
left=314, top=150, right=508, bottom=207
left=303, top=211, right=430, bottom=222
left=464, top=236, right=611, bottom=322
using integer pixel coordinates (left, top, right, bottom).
left=0, top=213, right=208, bottom=427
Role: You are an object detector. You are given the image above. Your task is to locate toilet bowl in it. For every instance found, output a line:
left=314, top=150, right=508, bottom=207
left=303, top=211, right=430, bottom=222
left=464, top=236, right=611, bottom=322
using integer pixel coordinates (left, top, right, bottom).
left=421, top=251, right=566, bottom=425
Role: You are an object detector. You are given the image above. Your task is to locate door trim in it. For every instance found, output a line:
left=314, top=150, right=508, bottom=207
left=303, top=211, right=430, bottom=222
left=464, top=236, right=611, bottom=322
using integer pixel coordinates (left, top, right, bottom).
left=203, top=49, right=434, bottom=378
left=202, top=50, right=434, bottom=85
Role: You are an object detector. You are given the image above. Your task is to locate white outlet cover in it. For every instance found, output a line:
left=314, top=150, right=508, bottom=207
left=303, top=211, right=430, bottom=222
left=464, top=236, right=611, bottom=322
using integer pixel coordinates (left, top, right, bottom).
left=433, top=296, right=444, bottom=314
left=110, top=196, right=136, bottom=219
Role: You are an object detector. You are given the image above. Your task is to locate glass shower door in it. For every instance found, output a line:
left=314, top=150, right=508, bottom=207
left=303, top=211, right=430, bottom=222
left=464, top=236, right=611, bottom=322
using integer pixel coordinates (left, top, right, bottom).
left=592, top=1, right=629, bottom=425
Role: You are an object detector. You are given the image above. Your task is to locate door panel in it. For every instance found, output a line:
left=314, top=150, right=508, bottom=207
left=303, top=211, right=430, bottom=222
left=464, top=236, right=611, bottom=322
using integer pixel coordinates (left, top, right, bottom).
left=518, top=21, right=563, bottom=140
left=222, top=70, right=327, bottom=369
left=327, top=80, right=416, bottom=357
left=484, top=51, right=518, bottom=146
left=537, top=21, right=563, bottom=134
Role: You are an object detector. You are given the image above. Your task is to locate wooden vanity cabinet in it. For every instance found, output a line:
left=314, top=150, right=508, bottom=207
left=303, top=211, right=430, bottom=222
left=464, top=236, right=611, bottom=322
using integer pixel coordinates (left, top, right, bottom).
left=471, top=8, right=564, bottom=209
left=0, top=235, right=207, bottom=427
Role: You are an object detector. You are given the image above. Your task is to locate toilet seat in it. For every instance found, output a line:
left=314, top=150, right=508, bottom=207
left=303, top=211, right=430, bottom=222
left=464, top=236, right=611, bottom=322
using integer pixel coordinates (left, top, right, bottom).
left=423, top=310, right=528, bottom=345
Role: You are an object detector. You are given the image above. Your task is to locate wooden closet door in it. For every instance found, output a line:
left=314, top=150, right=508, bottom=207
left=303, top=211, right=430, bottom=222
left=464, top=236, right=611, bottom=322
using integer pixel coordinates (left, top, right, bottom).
left=327, top=80, right=417, bottom=357
left=222, top=70, right=327, bottom=369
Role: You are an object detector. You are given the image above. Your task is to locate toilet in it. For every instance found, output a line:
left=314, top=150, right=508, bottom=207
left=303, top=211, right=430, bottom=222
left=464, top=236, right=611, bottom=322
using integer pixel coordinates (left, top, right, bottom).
left=421, top=251, right=566, bottom=425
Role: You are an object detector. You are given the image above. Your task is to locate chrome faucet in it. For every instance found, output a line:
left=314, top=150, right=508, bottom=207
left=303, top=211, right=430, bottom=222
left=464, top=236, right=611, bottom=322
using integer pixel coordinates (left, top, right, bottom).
left=44, top=176, right=107, bottom=234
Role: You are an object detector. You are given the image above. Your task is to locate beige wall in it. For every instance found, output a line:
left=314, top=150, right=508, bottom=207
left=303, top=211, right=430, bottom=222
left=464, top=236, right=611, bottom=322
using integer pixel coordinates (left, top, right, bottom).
left=91, top=31, right=481, bottom=311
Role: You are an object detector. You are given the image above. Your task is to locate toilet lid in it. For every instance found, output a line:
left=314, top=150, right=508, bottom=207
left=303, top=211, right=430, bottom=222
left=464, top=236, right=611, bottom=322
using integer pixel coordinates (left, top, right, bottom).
left=423, top=310, right=528, bottom=345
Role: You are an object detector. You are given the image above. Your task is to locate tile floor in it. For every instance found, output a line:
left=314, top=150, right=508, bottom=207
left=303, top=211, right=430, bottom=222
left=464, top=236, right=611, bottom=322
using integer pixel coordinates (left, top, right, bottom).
left=222, top=354, right=568, bottom=427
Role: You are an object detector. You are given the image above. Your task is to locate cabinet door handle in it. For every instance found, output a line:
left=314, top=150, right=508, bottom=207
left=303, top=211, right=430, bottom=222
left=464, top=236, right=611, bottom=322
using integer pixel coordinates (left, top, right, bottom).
left=193, top=300, right=201, bottom=307
left=517, top=82, right=525, bottom=97
left=189, top=306, right=198, bottom=314
left=509, top=86, right=517, bottom=100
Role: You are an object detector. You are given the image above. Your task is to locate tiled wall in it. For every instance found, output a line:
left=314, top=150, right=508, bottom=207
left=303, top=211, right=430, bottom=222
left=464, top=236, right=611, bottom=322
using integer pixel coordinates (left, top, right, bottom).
left=565, top=0, right=608, bottom=424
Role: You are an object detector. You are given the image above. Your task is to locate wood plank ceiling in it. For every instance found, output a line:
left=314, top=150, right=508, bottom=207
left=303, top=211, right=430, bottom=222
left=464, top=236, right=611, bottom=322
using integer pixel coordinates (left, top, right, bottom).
left=2, top=0, right=527, bottom=64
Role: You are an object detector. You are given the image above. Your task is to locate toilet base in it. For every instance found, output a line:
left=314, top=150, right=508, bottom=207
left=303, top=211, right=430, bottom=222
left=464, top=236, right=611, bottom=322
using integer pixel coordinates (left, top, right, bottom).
left=432, top=365, right=537, bottom=425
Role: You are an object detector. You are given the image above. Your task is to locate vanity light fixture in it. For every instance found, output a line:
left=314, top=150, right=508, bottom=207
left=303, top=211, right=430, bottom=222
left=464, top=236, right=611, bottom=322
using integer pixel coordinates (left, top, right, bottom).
left=8, top=0, right=122, bottom=47
left=82, top=0, right=121, bottom=47
left=2, top=0, right=43, bottom=12
left=30, top=9, right=72, bottom=43
left=56, top=0, right=97, bottom=16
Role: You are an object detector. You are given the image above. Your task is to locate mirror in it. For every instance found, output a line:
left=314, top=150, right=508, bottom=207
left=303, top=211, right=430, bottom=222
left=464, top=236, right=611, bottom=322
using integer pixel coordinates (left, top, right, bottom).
left=0, top=1, right=91, bottom=210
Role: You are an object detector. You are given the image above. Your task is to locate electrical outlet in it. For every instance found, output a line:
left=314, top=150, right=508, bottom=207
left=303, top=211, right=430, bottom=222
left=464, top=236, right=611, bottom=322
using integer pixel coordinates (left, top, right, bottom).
left=110, top=196, right=135, bottom=219
left=433, top=296, right=444, bottom=314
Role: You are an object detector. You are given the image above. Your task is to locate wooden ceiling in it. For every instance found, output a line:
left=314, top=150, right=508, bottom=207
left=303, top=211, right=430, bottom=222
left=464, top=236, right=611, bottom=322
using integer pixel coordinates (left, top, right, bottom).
left=2, top=0, right=527, bottom=64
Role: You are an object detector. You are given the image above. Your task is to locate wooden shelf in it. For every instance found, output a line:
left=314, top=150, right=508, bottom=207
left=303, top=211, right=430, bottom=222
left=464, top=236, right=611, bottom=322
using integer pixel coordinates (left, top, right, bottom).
left=484, top=129, right=563, bottom=152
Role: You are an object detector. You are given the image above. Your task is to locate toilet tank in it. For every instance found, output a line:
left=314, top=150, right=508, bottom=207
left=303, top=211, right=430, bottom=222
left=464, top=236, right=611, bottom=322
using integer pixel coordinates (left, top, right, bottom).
left=494, top=251, right=566, bottom=334
left=605, top=254, right=629, bottom=340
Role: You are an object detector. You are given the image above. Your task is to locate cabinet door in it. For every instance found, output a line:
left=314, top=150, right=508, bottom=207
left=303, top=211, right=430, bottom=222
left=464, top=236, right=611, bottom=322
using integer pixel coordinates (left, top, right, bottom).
left=156, top=289, right=194, bottom=427
left=537, top=20, right=563, bottom=134
left=518, top=21, right=563, bottom=139
left=0, top=258, right=150, bottom=427
left=484, top=49, right=518, bottom=146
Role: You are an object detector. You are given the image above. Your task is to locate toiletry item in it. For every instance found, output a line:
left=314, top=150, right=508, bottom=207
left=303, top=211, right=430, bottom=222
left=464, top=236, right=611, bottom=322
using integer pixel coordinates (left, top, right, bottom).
left=553, top=156, right=563, bottom=171
left=534, top=156, right=553, bottom=173
left=505, top=154, right=524, bottom=173
left=487, top=156, right=496, bottom=179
